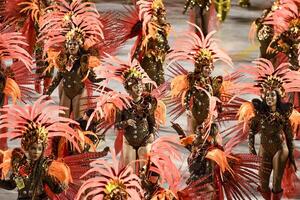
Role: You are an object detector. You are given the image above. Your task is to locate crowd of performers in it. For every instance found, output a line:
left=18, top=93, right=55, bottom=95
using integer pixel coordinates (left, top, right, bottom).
left=0, top=0, right=299, bottom=199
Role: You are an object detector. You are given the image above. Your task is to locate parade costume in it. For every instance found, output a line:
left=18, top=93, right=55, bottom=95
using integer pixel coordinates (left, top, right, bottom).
left=225, top=58, right=300, bottom=199
left=0, top=96, right=109, bottom=199
left=183, top=0, right=230, bottom=36
left=167, top=23, right=233, bottom=134
left=76, top=149, right=143, bottom=200
left=91, top=54, right=166, bottom=171
left=0, top=22, right=34, bottom=150
left=172, top=122, right=262, bottom=200
left=250, top=0, right=298, bottom=63
left=3, top=0, right=56, bottom=94
left=120, top=0, right=170, bottom=89
left=0, top=96, right=79, bottom=199
left=40, top=0, right=105, bottom=119
left=264, top=0, right=300, bottom=120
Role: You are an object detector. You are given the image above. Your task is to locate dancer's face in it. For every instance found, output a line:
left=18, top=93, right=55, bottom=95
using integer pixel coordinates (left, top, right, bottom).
left=130, top=81, right=144, bottom=97
left=265, top=90, right=277, bottom=107
left=155, top=7, right=166, bottom=24
left=202, top=64, right=214, bottom=77
left=28, top=142, right=43, bottom=161
left=66, top=39, right=80, bottom=56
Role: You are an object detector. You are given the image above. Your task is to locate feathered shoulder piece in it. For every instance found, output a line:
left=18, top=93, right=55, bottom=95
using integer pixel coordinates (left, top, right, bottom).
left=90, top=89, right=132, bottom=126
left=48, top=159, right=72, bottom=185
left=151, top=83, right=168, bottom=126
left=237, top=101, right=255, bottom=127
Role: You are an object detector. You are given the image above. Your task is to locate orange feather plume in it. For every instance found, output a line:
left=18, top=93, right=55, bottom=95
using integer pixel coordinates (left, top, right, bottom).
left=155, top=100, right=167, bottom=126
left=3, top=78, right=21, bottom=104
left=48, top=160, right=73, bottom=185
left=170, top=75, right=189, bottom=98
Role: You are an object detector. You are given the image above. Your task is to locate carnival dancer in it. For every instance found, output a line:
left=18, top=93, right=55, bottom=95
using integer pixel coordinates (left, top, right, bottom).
left=249, top=0, right=298, bottom=62
left=2, top=0, right=56, bottom=94
left=167, top=23, right=233, bottom=135
left=225, top=58, right=300, bottom=199
left=89, top=54, right=167, bottom=172
left=183, top=0, right=230, bottom=36
left=0, top=22, right=34, bottom=150
left=120, top=0, right=170, bottom=90
left=40, top=0, right=105, bottom=119
left=0, top=96, right=80, bottom=199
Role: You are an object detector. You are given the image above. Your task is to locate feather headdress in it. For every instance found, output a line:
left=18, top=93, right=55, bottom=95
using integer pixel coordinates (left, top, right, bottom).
left=76, top=149, right=143, bottom=200
left=167, top=22, right=233, bottom=68
left=0, top=96, right=81, bottom=151
left=137, top=0, right=166, bottom=34
left=39, top=0, right=104, bottom=54
left=236, top=58, right=300, bottom=97
left=265, top=0, right=300, bottom=35
left=103, top=53, right=156, bottom=88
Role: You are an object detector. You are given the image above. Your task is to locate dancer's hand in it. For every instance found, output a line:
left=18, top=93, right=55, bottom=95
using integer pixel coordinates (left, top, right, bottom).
left=126, top=119, right=136, bottom=128
left=186, top=110, right=192, bottom=117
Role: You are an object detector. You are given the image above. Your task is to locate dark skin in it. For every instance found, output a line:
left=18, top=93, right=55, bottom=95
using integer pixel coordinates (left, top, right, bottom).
left=0, top=144, right=66, bottom=199
left=249, top=91, right=296, bottom=193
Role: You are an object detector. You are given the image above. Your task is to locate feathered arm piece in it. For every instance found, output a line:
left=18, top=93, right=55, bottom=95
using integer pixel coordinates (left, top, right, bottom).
left=76, top=149, right=143, bottom=200
left=88, top=89, right=132, bottom=128
left=147, top=135, right=212, bottom=199
left=206, top=147, right=261, bottom=200
left=165, top=62, right=189, bottom=120
left=147, top=136, right=183, bottom=189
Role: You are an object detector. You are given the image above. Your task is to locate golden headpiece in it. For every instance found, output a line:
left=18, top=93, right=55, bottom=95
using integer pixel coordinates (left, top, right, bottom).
left=259, top=75, right=285, bottom=98
left=21, top=122, right=48, bottom=151
left=195, top=48, right=214, bottom=67
left=104, top=180, right=128, bottom=199
left=123, top=66, right=143, bottom=89
left=152, top=0, right=165, bottom=11
left=65, top=27, right=85, bottom=46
